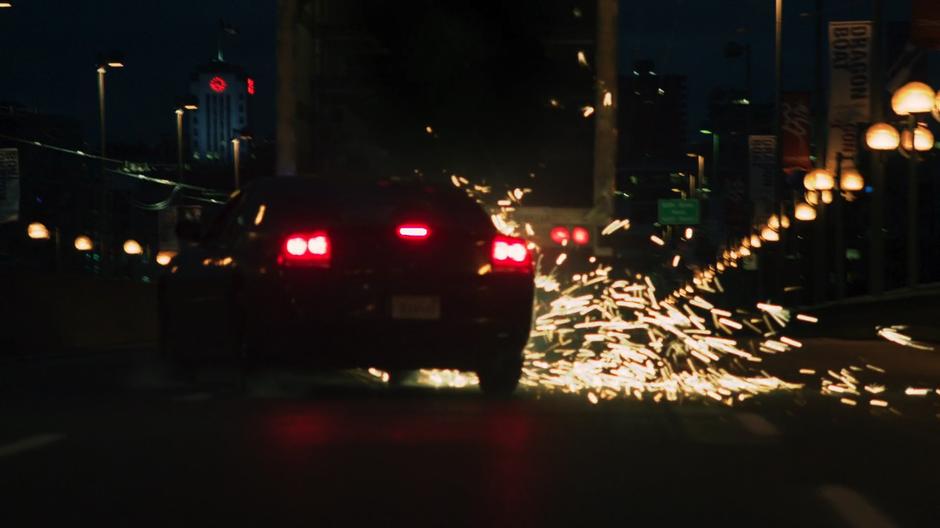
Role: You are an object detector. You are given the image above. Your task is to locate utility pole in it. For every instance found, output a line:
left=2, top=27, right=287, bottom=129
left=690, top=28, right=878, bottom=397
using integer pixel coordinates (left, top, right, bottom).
left=773, top=0, right=785, bottom=298
left=592, top=0, right=618, bottom=224
left=869, top=0, right=885, bottom=295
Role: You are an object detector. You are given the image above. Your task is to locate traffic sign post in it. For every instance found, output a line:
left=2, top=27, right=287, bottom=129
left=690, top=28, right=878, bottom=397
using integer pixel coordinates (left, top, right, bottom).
left=657, top=199, right=700, bottom=225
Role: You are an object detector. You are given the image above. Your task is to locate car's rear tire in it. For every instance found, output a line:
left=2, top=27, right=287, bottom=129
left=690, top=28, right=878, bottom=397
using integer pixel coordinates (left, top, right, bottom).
left=477, top=351, right=523, bottom=397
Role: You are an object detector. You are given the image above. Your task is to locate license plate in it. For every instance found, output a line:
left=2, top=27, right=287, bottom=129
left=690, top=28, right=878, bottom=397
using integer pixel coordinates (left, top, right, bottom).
left=391, top=296, right=441, bottom=320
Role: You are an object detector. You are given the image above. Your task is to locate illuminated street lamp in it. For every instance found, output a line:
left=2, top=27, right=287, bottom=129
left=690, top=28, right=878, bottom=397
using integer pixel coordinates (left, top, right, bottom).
left=840, top=167, right=865, bottom=192
left=803, top=169, right=834, bottom=192
left=96, top=54, right=126, bottom=157
left=74, top=235, right=93, bottom=251
left=865, top=123, right=900, bottom=151
left=760, top=226, right=779, bottom=242
left=174, top=101, right=198, bottom=181
left=155, top=250, right=177, bottom=266
left=867, top=81, right=940, bottom=287
left=123, top=239, right=143, bottom=256
left=795, top=202, right=816, bottom=221
left=891, top=82, right=935, bottom=116
left=900, top=123, right=934, bottom=153
left=27, top=222, right=50, bottom=240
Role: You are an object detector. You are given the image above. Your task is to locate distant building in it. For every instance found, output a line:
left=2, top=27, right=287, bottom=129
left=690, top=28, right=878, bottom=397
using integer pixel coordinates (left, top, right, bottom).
left=188, top=61, right=254, bottom=163
left=618, top=60, right=688, bottom=161
left=615, top=61, right=693, bottom=232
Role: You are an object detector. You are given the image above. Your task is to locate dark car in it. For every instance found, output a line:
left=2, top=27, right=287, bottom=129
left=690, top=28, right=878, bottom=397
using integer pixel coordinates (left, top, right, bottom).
left=158, top=177, right=535, bottom=395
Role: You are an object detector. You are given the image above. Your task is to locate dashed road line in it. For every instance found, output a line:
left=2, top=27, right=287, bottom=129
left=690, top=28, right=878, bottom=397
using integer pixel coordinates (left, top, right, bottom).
left=735, top=412, right=780, bottom=437
left=817, top=485, right=898, bottom=528
left=0, top=434, right=65, bottom=458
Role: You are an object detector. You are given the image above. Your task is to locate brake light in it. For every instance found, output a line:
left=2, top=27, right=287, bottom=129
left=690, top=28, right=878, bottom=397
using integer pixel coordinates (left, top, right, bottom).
left=491, top=235, right=532, bottom=272
left=397, top=224, right=430, bottom=239
left=572, top=226, right=590, bottom=245
left=280, top=232, right=331, bottom=267
left=550, top=226, right=569, bottom=245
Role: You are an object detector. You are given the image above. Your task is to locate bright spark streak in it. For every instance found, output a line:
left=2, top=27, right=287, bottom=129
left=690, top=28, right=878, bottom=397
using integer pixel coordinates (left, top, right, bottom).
left=650, top=235, right=665, bottom=246
left=796, top=314, right=818, bottom=323
left=878, top=326, right=935, bottom=351
left=577, top=50, right=589, bottom=67
left=582, top=106, right=595, bottom=117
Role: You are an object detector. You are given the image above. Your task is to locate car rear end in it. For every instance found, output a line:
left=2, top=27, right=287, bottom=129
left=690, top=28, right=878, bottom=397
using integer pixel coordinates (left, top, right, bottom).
left=243, top=180, right=535, bottom=373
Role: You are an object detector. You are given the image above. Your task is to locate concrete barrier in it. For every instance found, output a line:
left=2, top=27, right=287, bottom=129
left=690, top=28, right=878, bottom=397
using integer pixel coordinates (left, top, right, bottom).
left=788, top=284, right=940, bottom=342
left=0, top=272, right=157, bottom=355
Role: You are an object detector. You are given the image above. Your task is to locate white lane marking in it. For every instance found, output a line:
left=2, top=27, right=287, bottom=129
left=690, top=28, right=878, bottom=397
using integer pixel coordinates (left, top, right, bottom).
left=0, top=434, right=65, bottom=458
left=817, top=485, right=898, bottom=528
left=735, top=412, right=779, bottom=437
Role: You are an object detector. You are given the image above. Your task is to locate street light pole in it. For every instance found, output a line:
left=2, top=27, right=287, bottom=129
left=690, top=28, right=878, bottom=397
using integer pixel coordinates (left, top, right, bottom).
left=175, top=109, right=184, bottom=182
left=833, top=153, right=846, bottom=299
left=773, top=0, right=784, bottom=298
left=869, top=0, right=885, bottom=295
left=97, top=66, right=106, bottom=157
left=232, top=138, right=241, bottom=190
left=906, top=115, right=919, bottom=287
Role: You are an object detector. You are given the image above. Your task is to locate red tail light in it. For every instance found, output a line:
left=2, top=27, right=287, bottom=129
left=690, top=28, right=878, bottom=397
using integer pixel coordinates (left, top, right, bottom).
left=550, top=226, right=569, bottom=245
left=572, top=226, right=590, bottom=245
left=280, top=232, right=331, bottom=267
left=491, top=235, right=532, bottom=273
left=397, top=223, right=430, bottom=239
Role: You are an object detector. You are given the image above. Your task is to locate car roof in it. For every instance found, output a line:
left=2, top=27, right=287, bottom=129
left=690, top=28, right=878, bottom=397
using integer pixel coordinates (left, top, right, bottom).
left=244, top=176, right=458, bottom=200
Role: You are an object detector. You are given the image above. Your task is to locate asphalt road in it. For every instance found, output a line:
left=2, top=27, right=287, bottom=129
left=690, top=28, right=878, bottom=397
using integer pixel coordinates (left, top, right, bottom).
left=2, top=340, right=940, bottom=527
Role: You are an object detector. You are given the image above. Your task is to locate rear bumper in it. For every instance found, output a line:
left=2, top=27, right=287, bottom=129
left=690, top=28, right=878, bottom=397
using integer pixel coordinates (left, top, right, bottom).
left=259, top=319, right=529, bottom=370
left=244, top=271, right=534, bottom=370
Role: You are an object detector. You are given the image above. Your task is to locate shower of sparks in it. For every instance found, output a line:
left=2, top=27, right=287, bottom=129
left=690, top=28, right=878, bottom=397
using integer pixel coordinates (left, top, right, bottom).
left=396, top=177, right=940, bottom=410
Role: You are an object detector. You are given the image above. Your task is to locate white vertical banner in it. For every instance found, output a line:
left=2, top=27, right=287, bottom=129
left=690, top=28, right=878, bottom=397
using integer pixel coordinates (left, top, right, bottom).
left=749, top=135, right=777, bottom=220
left=827, top=21, right=872, bottom=172
left=0, top=148, right=20, bottom=223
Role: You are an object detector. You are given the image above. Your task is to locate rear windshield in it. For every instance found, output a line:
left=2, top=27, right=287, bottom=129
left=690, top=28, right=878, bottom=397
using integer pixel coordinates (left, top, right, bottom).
left=257, top=182, right=494, bottom=234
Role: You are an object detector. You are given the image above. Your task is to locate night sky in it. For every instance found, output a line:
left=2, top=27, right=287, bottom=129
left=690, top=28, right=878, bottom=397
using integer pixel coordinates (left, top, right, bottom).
left=0, top=0, right=912, bottom=149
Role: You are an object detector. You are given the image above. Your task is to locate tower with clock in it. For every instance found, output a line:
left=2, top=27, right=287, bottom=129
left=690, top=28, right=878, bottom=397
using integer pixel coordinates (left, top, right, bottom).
left=188, top=60, right=254, bottom=163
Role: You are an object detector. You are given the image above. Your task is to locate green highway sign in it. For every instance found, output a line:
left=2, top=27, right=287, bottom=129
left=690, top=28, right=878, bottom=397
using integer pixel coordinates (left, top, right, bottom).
left=658, top=199, right=700, bottom=225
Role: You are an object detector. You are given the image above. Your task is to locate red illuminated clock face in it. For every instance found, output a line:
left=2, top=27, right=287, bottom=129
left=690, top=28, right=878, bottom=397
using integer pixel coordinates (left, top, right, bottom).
left=209, top=76, right=227, bottom=93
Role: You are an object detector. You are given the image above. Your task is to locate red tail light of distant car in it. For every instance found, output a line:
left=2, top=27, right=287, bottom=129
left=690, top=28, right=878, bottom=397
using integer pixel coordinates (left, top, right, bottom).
left=491, top=235, right=532, bottom=273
